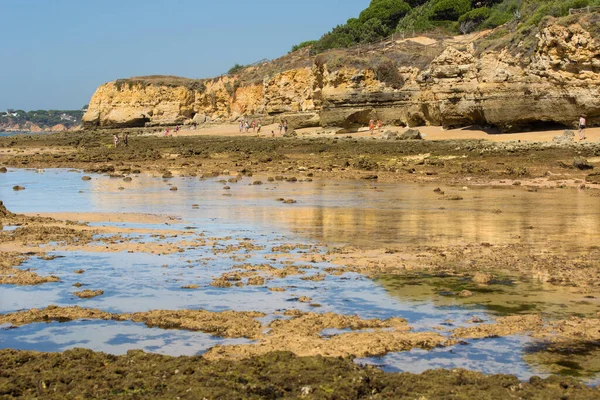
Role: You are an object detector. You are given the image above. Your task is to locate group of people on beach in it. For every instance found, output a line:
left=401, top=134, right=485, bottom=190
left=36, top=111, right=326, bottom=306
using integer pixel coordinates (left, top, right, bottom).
left=239, top=119, right=263, bottom=135
left=238, top=119, right=289, bottom=137
left=112, top=133, right=128, bottom=147
left=369, top=119, right=383, bottom=134
left=163, top=125, right=180, bottom=137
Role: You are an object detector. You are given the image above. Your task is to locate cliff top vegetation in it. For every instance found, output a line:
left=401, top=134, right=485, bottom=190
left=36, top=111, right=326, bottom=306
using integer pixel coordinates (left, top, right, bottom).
left=302, top=0, right=600, bottom=53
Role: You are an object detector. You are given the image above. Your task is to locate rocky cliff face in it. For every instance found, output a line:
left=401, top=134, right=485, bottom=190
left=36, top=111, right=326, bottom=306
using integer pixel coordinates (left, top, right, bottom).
left=83, top=20, right=600, bottom=132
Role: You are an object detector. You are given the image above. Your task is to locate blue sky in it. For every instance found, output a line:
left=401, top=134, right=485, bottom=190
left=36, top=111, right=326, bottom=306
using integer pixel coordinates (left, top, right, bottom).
left=0, top=0, right=367, bottom=111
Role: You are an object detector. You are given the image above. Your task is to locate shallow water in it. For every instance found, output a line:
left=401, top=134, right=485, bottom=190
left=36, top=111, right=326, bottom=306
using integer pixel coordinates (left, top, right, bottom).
left=1, top=168, right=600, bottom=383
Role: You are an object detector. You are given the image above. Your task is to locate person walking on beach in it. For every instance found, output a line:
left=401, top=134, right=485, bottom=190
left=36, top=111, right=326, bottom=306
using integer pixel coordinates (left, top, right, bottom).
left=377, top=119, right=383, bottom=132
left=251, top=120, right=256, bottom=133
left=283, top=120, right=288, bottom=134
left=257, top=120, right=262, bottom=136
left=123, top=133, right=129, bottom=147
left=164, top=127, right=170, bottom=136
left=245, top=121, right=250, bottom=133
left=113, top=134, right=119, bottom=147
left=278, top=121, right=283, bottom=135
left=239, top=120, right=244, bottom=133
left=369, top=119, right=375, bottom=135
left=579, top=115, right=586, bottom=140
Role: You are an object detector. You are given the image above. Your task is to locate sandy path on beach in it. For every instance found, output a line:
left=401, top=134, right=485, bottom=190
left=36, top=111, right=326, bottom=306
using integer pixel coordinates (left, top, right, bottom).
left=151, top=123, right=600, bottom=143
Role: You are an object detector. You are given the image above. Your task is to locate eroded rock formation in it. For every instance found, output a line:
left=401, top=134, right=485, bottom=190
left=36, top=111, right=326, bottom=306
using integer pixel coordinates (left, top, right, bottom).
left=83, top=21, right=600, bottom=132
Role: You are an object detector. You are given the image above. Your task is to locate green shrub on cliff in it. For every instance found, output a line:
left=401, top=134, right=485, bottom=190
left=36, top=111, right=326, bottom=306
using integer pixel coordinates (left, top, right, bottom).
left=307, top=0, right=600, bottom=54
left=430, top=0, right=471, bottom=21
left=290, top=40, right=317, bottom=53
left=227, top=63, right=245, bottom=75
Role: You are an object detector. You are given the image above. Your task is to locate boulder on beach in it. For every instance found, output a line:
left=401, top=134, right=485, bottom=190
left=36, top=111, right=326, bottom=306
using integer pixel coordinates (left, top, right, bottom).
left=0, top=201, right=14, bottom=218
left=399, top=129, right=422, bottom=140
left=573, top=157, right=594, bottom=170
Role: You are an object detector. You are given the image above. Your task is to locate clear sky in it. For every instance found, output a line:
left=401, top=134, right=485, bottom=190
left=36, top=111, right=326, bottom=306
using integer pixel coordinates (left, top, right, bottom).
left=0, top=0, right=367, bottom=111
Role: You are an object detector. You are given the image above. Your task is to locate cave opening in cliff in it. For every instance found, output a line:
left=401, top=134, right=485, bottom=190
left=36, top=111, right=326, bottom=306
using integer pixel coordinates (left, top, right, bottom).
left=342, top=109, right=376, bottom=131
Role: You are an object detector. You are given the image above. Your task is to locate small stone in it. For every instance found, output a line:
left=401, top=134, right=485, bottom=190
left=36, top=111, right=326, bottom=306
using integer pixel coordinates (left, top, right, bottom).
left=73, top=289, right=104, bottom=299
left=81, top=176, right=92, bottom=181
left=74, top=269, right=85, bottom=274
left=459, top=290, right=474, bottom=298
left=170, top=186, right=178, bottom=191
left=181, top=284, right=199, bottom=289
left=12, top=185, right=25, bottom=191
left=472, top=272, right=493, bottom=284
left=441, top=195, right=463, bottom=201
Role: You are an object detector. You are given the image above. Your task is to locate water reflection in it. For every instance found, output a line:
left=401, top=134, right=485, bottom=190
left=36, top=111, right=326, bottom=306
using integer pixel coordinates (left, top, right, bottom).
left=376, top=275, right=600, bottom=319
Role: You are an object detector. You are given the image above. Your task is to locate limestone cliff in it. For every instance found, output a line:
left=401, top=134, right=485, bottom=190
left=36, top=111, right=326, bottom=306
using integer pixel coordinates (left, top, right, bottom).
left=83, top=19, right=600, bottom=132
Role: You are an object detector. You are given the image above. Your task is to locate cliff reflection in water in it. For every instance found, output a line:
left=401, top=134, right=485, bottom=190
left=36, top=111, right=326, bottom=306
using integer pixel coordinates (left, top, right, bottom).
left=90, top=176, right=600, bottom=253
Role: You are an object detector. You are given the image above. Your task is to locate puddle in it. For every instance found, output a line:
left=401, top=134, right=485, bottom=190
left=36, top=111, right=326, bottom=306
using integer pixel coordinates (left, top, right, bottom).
left=1, top=320, right=252, bottom=356
left=1, top=168, right=600, bottom=382
left=376, top=274, right=600, bottom=319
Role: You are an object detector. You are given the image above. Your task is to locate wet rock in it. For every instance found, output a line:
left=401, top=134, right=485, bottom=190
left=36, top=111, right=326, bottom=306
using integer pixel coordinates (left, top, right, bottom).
left=0, top=201, right=14, bottom=218
left=459, top=290, right=474, bottom=298
left=440, top=195, right=463, bottom=201
left=0, top=167, right=7, bottom=173
left=252, top=180, right=263, bottom=185
left=170, top=186, right=178, bottom=191
left=223, top=186, right=231, bottom=190
left=72, top=282, right=83, bottom=288
left=382, top=131, right=397, bottom=140
left=472, top=272, right=493, bottom=284
left=12, top=185, right=25, bottom=191
left=123, top=177, right=133, bottom=182
left=74, top=269, right=85, bottom=274
left=468, top=316, right=485, bottom=324
left=399, top=129, right=422, bottom=140
left=586, top=172, right=600, bottom=182
left=276, top=198, right=285, bottom=202
left=283, top=199, right=297, bottom=204
left=210, top=278, right=233, bottom=288
left=552, top=130, right=575, bottom=144
left=181, top=285, right=199, bottom=289
left=573, top=157, right=594, bottom=170
left=298, top=296, right=312, bottom=303
left=362, top=174, right=378, bottom=180
left=269, top=287, right=286, bottom=292
left=81, top=176, right=92, bottom=181
left=247, top=276, right=265, bottom=286
left=73, top=290, right=104, bottom=299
